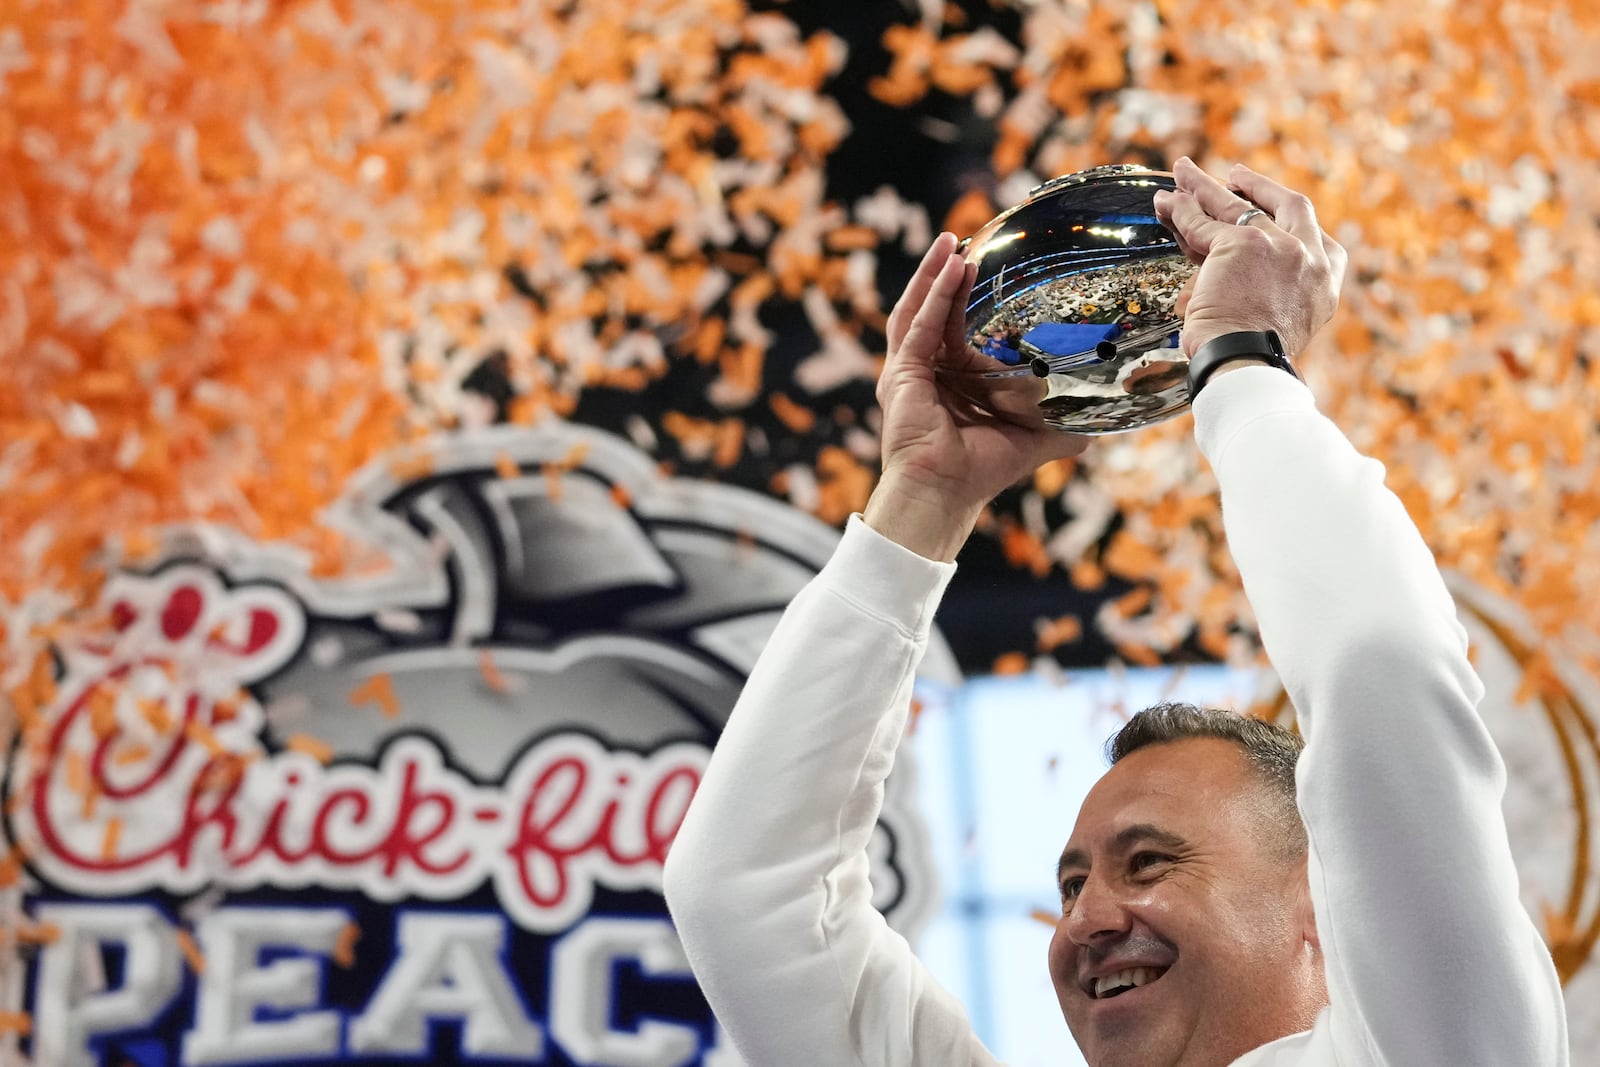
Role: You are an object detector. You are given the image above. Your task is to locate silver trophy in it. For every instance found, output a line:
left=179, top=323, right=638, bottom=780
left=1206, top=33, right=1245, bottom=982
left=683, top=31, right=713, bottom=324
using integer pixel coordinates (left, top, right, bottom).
left=944, top=165, right=1198, bottom=434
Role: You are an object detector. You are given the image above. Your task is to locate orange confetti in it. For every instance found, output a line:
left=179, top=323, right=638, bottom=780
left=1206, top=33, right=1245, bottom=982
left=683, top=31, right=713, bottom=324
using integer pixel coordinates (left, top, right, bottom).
left=823, top=224, right=879, bottom=252
left=15, top=922, right=60, bottom=945
left=198, top=756, right=251, bottom=794
left=495, top=451, right=520, bottom=480
left=0, top=1012, right=30, bottom=1035
left=992, top=652, right=1029, bottom=675
left=184, top=720, right=227, bottom=759
left=906, top=696, right=926, bottom=736
left=334, top=921, right=361, bottom=968
left=1000, top=522, right=1051, bottom=578
left=286, top=733, right=334, bottom=765
left=1113, top=587, right=1153, bottom=619
left=349, top=673, right=400, bottom=718
left=1032, top=458, right=1078, bottom=497
left=508, top=396, right=544, bottom=427
left=478, top=650, right=510, bottom=694
left=1196, top=627, right=1232, bottom=661
left=211, top=697, right=240, bottom=725
left=387, top=451, right=436, bottom=482
left=88, top=684, right=118, bottom=738
left=139, top=698, right=174, bottom=735
left=122, top=528, right=160, bottom=563
left=1114, top=642, right=1162, bottom=668
left=768, top=392, right=818, bottom=433
left=543, top=464, right=566, bottom=503
left=176, top=929, right=206, bottom=975
left=712, top=418, right=745, bottom=470
left=101, top=818, right=122, bottom=861
left=0, top=846, right=24, bottom=888
left=1103, top=532, right=1162, bottom=582
left=943, top=188, right=997, bottom=240
left=609, top=483, right=633, bottom=508
left=1037, top=615, right=1083, bottom=652
left=1070, top=559, right=1107, bottom=592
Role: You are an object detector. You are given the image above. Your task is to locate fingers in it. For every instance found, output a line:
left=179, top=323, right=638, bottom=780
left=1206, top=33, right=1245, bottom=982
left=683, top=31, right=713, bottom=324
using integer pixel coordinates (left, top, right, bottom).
left=889, top=232, right=959, bottom=352
left=1173, top=156, right=1256, bottom=226
left=1153, top=190, right=1233, bottom=257
left=1227, top=164, right=1322, bottom=246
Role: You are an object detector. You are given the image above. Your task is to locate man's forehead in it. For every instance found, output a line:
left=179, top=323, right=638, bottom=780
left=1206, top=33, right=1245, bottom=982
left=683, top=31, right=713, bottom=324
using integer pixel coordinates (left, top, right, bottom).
left=1090, top=736, right=1256, bottom=804
left=1059, top=740, right=1269, bottom=872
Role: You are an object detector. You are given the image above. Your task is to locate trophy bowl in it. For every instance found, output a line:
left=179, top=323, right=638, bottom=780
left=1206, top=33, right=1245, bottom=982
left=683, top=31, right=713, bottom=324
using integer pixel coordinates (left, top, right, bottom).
left=945, top=165, right=1199, bottom=434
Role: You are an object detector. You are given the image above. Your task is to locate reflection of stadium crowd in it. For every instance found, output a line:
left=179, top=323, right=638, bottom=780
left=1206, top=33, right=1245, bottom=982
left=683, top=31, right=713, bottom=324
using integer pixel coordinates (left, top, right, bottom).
left=962, top=253, right=1194, bottom=430
left=975, top=255, right=1193, bottom=364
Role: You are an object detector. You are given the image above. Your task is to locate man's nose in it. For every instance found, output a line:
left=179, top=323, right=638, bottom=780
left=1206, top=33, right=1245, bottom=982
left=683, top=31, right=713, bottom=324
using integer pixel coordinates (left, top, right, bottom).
left=1064, top=872, right=1131, bottom=946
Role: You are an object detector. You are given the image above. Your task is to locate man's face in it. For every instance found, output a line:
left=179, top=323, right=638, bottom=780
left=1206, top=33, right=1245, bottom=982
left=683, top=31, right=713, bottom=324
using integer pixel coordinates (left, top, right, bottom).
left=1047, top=738, right=1322, bottom=1067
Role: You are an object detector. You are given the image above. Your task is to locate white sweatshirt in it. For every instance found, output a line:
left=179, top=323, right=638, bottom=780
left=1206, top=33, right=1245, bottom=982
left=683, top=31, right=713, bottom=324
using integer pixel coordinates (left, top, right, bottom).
left=663, top=367, right=1570, bottom=1066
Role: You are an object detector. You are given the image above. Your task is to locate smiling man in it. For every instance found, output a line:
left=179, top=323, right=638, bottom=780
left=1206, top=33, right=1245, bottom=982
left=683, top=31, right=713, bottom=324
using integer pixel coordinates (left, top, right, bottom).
left=1054, top=712, right=1325, bottom=1065
left=662, top=160, right=1570, bottom=1066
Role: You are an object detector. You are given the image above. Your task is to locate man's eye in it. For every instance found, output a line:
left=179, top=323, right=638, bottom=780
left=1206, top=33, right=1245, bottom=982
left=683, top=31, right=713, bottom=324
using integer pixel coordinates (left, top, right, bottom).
left=1061, top=877, right=1085, bottom=900
left=1131, top=852, right=1170, bottom=873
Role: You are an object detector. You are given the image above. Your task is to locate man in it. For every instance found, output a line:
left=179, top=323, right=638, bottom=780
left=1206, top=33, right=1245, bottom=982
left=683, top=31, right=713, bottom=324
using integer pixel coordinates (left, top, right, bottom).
left=662, top=158, right=1570, bottom=1066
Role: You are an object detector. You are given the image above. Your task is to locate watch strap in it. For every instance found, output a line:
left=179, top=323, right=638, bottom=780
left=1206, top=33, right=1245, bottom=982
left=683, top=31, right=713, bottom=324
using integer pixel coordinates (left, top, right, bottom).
left=1186, top=330, right=1299, bottom=400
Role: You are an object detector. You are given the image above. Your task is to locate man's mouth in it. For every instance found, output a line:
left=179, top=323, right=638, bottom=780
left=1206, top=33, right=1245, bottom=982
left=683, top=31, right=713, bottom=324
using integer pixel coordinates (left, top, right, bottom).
left=1088, top=965, right=1169, bottom=1000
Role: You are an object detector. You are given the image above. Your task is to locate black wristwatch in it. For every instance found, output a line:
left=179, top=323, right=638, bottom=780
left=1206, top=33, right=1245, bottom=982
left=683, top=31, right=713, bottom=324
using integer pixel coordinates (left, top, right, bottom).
left=1185, top=330, right=1299, bottom=400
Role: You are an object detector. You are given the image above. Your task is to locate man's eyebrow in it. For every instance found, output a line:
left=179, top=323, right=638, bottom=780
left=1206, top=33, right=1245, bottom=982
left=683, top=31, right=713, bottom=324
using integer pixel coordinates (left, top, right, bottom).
left=1055, top=823, right=1190, bottom=885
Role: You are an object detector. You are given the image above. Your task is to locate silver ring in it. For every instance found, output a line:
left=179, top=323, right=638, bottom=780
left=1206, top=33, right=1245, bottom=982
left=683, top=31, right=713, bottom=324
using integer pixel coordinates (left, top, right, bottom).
left=1235, top=207, right=1270, bottom=227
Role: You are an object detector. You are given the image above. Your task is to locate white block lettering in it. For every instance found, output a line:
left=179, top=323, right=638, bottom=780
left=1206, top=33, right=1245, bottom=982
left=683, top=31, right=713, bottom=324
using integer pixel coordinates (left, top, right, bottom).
left=33, top=903, right=183, bottom=1067
left=347, top=911, right=543, bottom=1058
left=550, top=918, right=697, bottom=1067
left=181, top=907, right=345, bottom=1064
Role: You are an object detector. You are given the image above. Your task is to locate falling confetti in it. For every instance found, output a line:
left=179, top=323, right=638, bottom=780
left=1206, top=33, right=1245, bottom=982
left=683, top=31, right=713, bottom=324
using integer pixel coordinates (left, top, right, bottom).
left=348, top=672, right=400, bottom=718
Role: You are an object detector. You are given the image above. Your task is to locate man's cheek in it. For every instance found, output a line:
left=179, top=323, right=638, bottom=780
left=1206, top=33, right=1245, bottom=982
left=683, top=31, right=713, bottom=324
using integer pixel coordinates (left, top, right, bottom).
left=1045, top=921, right=1076, bottom=992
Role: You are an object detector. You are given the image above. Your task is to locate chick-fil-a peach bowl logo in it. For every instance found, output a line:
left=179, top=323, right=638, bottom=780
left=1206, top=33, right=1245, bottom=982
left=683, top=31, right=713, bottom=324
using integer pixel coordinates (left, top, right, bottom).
left=2, top=423, right=957, bottom=1067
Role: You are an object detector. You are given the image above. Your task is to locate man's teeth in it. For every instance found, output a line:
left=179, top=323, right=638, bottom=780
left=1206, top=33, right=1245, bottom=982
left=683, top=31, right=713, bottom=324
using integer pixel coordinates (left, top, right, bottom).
left=1094, top=967, right=1162, bottom=999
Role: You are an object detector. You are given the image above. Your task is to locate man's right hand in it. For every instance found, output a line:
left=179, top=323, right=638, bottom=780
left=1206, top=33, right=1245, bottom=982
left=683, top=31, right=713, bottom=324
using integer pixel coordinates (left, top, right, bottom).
left=864, top=233, right=1089, bottom=562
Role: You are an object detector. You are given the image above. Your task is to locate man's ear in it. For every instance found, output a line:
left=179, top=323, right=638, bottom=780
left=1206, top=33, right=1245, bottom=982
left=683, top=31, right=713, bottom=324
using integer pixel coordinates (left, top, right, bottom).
left=1294, top=857, right=1321, bottom=955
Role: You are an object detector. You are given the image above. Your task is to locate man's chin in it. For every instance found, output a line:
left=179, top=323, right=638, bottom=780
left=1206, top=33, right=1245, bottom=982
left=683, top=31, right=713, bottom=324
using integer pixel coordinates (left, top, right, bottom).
left=1082, top=1038, right=1183, bottom=1067
left=1073, top=1007, right=1184, bottom=1067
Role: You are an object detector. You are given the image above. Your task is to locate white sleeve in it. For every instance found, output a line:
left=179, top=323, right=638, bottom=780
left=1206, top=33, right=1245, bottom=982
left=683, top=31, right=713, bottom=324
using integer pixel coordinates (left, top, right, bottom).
left=663, top=516, right=1002, bottom=1067
left=1194, top=367, right=1569, bottom=1067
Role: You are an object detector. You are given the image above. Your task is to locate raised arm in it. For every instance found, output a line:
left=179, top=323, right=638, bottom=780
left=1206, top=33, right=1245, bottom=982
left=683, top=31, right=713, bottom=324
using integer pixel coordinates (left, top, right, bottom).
left=1160, top=160, right=1569, bottom=1066
left=663, top=234, right=1086, bottom=1065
